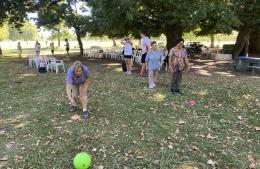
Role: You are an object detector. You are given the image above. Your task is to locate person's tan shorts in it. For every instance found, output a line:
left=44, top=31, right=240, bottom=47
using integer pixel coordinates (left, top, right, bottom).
left=71, top=84, right=79, bottom=98
left=71, top=84, right=87, bottom=98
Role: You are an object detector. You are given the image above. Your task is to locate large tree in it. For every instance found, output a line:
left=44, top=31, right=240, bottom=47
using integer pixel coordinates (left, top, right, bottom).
left=48, top=28, right=76, bottom=41
left=8, top=22, right=38, bottom=41
left=194, top=2, right=239, bottom=47
left=0, top=23, right=9, bottom=41
left=231, top=0, right=260, bottom=57
left=0, top=0, right=35, bottom=28
left=87, top=0, right=237, bottom=49
left=37, top=0, right=89, bottom=56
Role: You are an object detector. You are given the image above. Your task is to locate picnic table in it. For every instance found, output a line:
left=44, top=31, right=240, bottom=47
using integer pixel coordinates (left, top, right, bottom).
left=233, top=56, right=260, bottom=74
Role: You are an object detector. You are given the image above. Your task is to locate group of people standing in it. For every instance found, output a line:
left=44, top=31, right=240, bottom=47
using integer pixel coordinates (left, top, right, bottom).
left=122, top=32, right=190, bottom=95
left=17, top=40, right=42, bottom=57
left=64, top=33, right=191, bottom=119
left=16, top=39, right=70, bottom=57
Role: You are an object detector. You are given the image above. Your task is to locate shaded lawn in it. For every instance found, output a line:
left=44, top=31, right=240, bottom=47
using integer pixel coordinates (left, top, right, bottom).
left=0, top=55, right=259, bottom=168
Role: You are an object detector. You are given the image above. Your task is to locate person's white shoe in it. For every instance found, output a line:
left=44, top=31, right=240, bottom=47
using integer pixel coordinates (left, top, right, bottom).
left=149, top=84, right=154, bottom=89
left=153, top=83, right=156, bottom=88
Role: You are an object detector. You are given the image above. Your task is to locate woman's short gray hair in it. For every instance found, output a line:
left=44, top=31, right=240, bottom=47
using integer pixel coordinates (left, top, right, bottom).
left=73, top=61, right=83, bottom=70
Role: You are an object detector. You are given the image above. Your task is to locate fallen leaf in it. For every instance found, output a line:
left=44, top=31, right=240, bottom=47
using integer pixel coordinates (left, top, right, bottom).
left=14, top=156, right=24, bottom=163
left=178, top=120, right=186, bottom=125
left=177, top=164, right=199, bottom=169
left=71, top=114, right=81, bottom=120
left=207, top=159, right=215, bottom=166
left=0, top=155, right=9, bottom=161
left=0, top=161, right=7, bottom=168
left=168, top=144, right=173, bottom=149
left=255, top=127, right=260, bottom=131
left=136, top=156, right=144, bottom=159
left=91, top=148, right=97, bottom=152
left=35, top=140, right=40, bottom=146
left=190, top=145, right=199, bottom=151
left=206, top=133, right=215, bottom=139
left=96, top=165, right=104, bottom=169
left=247, top=153, right=256, bottom=169
left=0, top=130, right=6, bottom=135
left=5, top=143, right=14, bottom=149
left=153, top=160, right=160, bottom=165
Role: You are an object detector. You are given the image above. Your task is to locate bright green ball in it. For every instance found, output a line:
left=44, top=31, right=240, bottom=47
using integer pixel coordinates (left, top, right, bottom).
left=73, top=152, right=92, bottom=169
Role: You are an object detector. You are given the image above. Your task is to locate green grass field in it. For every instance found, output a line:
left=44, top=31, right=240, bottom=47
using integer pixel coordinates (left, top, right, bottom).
left=0, top=49, right=259, bottom=169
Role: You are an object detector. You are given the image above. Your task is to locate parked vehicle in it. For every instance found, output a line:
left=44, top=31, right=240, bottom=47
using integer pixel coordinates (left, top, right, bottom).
left=185, top=42, right=204, bottom=54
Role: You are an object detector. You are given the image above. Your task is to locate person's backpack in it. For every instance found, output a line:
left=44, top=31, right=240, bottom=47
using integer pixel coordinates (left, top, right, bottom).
left=121, top=60, right=127, bottom=72
left=38, top=67, right=47, bottom=73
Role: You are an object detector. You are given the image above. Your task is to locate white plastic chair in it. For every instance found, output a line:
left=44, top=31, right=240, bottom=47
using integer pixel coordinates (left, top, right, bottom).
left=34, top=57, right=42, bottom=69
left=39, top=57, right=47, bottom=68
left=28, top=54, right=38, bottom=67
left=47, top=58, right=65, bottom=73
left=133, top=50, right=141, bottom=64
left=28, top=55, right=34, bottom=67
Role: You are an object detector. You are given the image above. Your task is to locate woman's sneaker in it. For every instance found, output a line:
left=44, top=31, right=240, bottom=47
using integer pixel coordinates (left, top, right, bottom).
left=82, top=110, right=89, bottom=118
left=174, top=90, right=181, bottom=96
left=69, top=105, right=76, bottom=112
left=149, top=84, right=154, bottom=89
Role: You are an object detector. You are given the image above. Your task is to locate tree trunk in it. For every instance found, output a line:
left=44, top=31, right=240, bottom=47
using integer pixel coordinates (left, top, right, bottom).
left=75, top=29, right=84, bottom=56
left=164, top=23, right=182, bottom=50
left=210, top=34, right=214, bottom=48
left=249, top=31, right=260, bottom=55
left=189, top=31, right=192, bottom=43
left=245, top=39, right=249, bottom=56
left=58, top=29, right=60, bottom=47
left=112, top=37, right=116, bottom=46
left=232, top=25, right=252, bottom=58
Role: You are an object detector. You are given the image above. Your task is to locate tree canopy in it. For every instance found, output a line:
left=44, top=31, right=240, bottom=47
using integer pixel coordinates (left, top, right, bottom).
left=48, top=28, right=76, bottom=41
left=230, top=0, right=260, bottom=56
left=37, top=0, right=90, bottom=55
left=0, top=23, right=9, bottom=41
left=0, top=0, right=35, bottom=28
left=87, top=0, right=239, bottom=49
left=1, top=0, right=260, bottom=55
left=8, top=22, right=38, bottom=41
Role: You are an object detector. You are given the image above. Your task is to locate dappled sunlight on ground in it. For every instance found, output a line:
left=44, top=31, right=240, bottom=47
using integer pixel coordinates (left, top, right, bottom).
left=4, top=114, right=31, bottom=129
left=100, top=63, right=122, bottom=71
left=189, top=59, right=260, bottom=78
left=151, top=92, right=166, bottom=102
left=177, top=163, right=200, bottom=169
left=101, top=63, right=121, bottom=66
left=14, top=121, right=30, bottom=129
left=114, top=67, right=123, bottom=72
left=215, top=71, right=235, bottom=77
left=192, top=90, right=208, bottom=97
left=196, top=69, right=212, bottom=76
left=235, top=93, right=256, bottom=107
left=19, top=73, right=37, bottom=79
